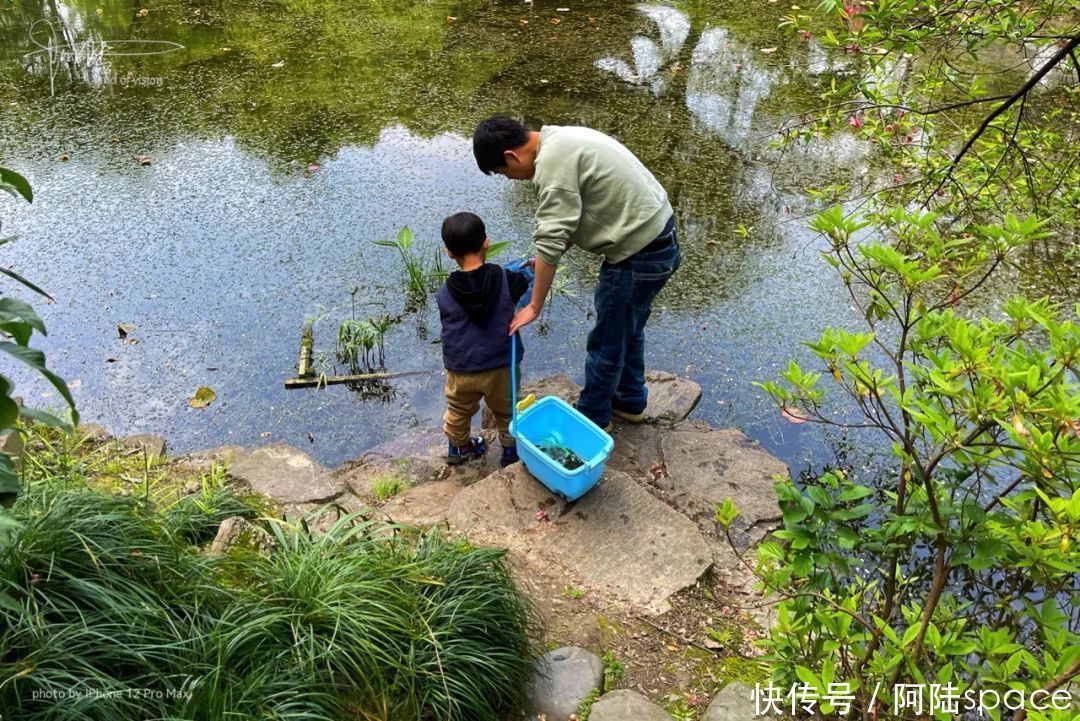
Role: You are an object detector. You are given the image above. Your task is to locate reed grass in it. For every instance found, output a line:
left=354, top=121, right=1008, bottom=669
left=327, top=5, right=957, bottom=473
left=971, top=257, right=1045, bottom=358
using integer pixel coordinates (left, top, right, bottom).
left=0, top=441, right=540, bottom=721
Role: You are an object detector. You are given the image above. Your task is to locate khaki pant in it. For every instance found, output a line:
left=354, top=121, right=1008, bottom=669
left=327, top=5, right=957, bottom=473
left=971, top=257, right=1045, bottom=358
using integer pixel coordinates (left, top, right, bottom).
left=444, top=366, right=518, bottom=448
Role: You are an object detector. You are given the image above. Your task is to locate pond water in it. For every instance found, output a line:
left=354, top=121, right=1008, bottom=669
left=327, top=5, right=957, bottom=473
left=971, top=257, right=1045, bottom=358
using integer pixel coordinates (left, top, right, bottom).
left=0, top=0, right=1057, bottom=471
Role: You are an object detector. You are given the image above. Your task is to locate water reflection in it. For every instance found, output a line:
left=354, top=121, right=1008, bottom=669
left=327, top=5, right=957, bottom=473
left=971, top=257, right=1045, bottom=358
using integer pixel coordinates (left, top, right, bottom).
left=0, top=0, right=880, bottom=471
left=595, top=4, right=689, bottom=94
left=685, top=27, right=778, bottom=148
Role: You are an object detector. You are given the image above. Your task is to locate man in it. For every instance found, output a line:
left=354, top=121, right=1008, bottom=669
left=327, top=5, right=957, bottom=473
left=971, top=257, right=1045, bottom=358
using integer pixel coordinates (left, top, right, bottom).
left=472, top=116, right=681, bottom=430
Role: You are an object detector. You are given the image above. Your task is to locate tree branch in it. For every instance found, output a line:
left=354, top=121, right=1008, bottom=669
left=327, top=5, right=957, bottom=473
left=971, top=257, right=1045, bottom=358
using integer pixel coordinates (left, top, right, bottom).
left=923, top=32, right=1080, bottom=207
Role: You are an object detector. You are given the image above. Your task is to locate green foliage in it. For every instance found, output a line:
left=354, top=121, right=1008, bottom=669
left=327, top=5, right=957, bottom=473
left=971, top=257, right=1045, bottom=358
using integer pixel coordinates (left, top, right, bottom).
left=336, top=312, right=396, bottom=373
left=373, top=225, right=445, bottom=309
left=712, top=497, right=742, bottom=529
left=666, top=697, right=695, bottom=721
left=370, top=473, right=404, bottom=502
left=756, top=202, right=1080, bottom=717
left=577, top=686, right=601, bottom=720
left=0, top=168, right=77, bottom=505
left=602, top=649, right=625, bottom=689
left=159, top=464, right=258, bottom=545
left=0, top=167, right=77, bottom=617
left=0, top=446, right=541, bottom=721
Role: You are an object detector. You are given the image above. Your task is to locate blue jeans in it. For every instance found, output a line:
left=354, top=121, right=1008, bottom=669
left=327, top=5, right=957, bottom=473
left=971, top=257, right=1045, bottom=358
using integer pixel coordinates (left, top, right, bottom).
left=577, top=222, right=681, bottom=427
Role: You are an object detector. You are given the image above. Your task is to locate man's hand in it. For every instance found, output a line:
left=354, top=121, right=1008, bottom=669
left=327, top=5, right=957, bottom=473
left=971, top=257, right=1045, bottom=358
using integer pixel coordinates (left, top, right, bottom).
left=509, top=304, right=540, bottom=334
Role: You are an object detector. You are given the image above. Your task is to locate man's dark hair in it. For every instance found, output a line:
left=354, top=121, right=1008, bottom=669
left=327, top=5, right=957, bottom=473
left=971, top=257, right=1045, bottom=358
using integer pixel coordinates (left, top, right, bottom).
left=472, top=116, right=529, bottom=175
left=441, top=212, right=487, bottom=257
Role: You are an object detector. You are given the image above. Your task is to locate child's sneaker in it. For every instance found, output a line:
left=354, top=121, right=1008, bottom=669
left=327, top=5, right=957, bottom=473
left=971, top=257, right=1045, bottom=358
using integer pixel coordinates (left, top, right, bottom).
left=500, top=445, right=519, bottom=468
left=447, top=437, right=487, bottom=465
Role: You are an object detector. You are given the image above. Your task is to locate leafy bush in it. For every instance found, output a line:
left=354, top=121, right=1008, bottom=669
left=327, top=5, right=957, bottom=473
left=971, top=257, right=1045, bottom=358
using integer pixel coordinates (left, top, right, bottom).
left=754, top=207, right=1079, bottom=720
left=0, top=469, right=540, bottom=720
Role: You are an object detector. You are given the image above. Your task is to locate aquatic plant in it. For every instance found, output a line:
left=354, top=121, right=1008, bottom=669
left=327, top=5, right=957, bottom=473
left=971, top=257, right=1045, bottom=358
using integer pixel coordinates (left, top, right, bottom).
left=0, top=437, right=541, bottom=721
left=336, top=318, right=374, bottom=372
left=368, top=313, right=395, bottom=368
left=336, top=311, right=398, bottom=374
left=373, top=226, right=429, bottom=308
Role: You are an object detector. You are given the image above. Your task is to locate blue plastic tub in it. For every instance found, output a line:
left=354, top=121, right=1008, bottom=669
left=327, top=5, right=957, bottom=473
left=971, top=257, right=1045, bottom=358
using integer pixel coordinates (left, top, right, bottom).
left=510, top=395, right=614, bottom=502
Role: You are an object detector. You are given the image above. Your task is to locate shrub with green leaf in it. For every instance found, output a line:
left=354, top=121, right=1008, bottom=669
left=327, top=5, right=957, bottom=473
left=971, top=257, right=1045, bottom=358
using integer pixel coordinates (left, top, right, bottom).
left=754, top=206, right=1079, bottom=720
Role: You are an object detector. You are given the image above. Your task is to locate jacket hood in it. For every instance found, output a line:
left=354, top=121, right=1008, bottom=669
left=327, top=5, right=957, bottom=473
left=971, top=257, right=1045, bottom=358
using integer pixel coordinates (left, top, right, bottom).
left=446, top=264, right=503, bottom=325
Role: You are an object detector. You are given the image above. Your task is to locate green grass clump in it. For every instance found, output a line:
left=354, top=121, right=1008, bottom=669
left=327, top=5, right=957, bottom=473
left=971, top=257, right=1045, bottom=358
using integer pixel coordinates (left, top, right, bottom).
left=371, top=474, right=405, bottom=502
left=0, top=455, right=540, bottom=720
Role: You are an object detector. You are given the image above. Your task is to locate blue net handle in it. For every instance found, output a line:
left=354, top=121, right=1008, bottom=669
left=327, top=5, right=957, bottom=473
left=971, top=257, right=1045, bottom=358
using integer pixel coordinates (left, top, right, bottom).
left=511, top=331, right=518, bottom=437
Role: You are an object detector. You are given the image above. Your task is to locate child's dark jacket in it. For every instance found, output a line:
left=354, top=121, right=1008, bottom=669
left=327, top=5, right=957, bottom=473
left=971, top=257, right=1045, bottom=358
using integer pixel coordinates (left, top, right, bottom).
left=437, top=263, right=528, bottom=373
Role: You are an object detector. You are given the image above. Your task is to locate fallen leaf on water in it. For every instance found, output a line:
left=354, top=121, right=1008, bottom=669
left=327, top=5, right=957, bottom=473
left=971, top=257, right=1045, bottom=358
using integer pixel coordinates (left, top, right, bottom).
left=60, top=153, right=70, bottom=161
left=134, top=154, right=152, bottom=166
left=760, top=47, right=778, bottom=54
left=117, top=323, right=135, bottom=338
left=188, top=386, right=216, bottom=409
left=781, top=407, right=809, bottom=424
left=549, top=17, right=561, bottom=24
left=519, top=19, right=529, bottom=25
left=446, top=15, right=457, bottom=22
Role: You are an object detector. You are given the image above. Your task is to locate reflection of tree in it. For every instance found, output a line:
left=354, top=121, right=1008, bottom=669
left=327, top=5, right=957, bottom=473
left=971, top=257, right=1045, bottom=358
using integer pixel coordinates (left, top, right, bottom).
left=0, top=0, right=842, bottom=312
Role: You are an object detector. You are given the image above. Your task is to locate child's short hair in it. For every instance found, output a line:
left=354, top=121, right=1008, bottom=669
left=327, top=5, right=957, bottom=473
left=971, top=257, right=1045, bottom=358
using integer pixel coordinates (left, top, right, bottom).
left=441, top=212, right=486, bottom=257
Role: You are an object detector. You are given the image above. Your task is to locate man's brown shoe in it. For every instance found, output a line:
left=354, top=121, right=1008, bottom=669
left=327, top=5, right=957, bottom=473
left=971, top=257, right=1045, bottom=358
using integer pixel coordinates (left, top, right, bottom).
left=612, top=407, right=646, bottom=423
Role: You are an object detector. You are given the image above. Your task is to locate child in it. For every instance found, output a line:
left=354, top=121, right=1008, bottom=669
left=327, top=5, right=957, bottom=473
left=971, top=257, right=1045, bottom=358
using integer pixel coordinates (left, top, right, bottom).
left=438, top=212, right=530, bottom=467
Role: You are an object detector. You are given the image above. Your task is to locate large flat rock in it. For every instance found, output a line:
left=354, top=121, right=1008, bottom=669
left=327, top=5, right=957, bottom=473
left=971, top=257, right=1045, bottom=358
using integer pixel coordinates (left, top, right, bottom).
left=227, top=443, right=345, bottom=504
left=172, top=445, right=249, bottom=471
left=658, top=420, right=788, bottom=550
left=703, top=682, right=759, bottom=721
left=483, top=371, right=700, bottom=428
left=335, top=427, right=502, bottom=499
left=449, top=465, right=711, bottom=613
left=377, top=478, right=465, bottom=527
left=113, top=433, right=168, bottom=460
left=589, top=690, right=673, bottom=721
left=640, top=370, right=702, bottom=424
